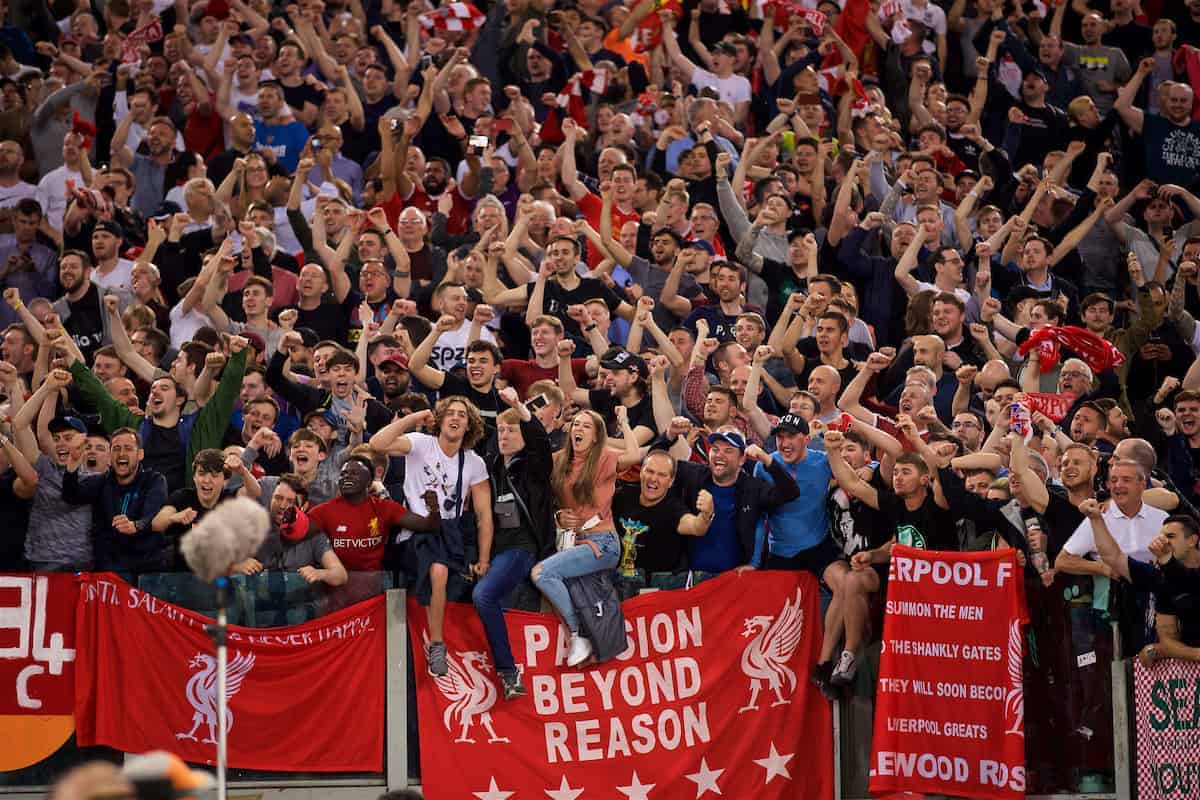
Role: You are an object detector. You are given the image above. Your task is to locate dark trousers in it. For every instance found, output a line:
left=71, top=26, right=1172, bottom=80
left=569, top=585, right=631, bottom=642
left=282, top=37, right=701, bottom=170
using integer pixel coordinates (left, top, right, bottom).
left=472, top=548, right=536, bottom=674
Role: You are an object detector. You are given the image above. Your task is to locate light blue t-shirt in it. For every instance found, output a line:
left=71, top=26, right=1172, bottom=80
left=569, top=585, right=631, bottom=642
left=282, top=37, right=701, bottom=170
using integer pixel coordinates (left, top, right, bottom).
left=752, top=450, right=833, bottom=565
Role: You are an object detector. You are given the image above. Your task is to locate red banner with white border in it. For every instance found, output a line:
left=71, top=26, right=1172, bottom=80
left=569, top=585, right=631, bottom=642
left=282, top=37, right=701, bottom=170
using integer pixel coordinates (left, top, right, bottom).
left=410, top=570, right=833, bottom=799
left=869, top=547, right=1029, bottom=799
left=73, top=573, right=385, bottom=772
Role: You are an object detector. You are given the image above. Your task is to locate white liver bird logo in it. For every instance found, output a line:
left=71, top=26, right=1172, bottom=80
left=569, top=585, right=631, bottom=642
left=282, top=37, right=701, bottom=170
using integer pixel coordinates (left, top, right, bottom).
left=737, top=589, right=805, bottom=713
left=424, top=632, right=509, bottom=744
left=176, top=652, right=256, bottom=744
left=1004, top=619, right=1024, bottom=737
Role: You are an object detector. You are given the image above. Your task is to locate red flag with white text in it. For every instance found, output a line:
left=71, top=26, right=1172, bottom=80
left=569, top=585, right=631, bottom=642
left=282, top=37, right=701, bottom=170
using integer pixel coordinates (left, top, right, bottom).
left=410, top=570, right=833, bottom=799
left=73, top=573, right=385, bottom=772
left=869, top=547, right=1029, bottom=800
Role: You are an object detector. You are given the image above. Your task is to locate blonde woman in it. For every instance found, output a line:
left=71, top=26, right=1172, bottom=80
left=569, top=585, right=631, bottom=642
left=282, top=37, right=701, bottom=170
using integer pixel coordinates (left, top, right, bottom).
left=532, top=406, right=642, bottom=666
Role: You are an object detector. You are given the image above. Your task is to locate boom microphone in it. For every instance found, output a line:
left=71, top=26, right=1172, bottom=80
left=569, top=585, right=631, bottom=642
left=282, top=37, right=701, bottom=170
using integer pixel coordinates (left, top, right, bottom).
left=181, top=496, right=270, bottom=583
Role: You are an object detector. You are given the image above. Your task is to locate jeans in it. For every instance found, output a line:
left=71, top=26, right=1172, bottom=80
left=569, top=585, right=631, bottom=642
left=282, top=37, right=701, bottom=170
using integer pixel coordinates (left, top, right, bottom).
left=472, top=548, right=537, bottom=674
left=534, top=532, right=620, bottom=634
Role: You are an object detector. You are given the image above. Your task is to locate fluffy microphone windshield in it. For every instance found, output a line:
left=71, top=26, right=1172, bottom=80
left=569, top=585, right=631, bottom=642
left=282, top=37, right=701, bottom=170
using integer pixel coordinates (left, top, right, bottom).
left=181, top=496, right=270, bottom=583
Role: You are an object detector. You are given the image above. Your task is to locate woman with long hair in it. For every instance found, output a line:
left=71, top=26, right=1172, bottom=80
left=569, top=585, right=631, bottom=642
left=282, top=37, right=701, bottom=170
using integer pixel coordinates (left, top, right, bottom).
left=532, top=407, right=642, bottom=667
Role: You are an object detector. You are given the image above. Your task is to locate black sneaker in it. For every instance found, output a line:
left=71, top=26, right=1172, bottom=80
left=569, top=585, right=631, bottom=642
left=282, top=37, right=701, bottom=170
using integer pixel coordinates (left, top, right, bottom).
left=501, top=670, right=527, bottom=700
left=811, top=660, right=837, bottom=700
left=427, top=641, right=448, bottom=677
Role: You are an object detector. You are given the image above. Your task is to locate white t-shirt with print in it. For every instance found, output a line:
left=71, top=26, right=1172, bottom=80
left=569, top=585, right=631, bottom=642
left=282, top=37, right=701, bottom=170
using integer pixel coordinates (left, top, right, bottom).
left=429, top=318, right=498, bottom=373
left=399, top=432, right=488, bottom=542
left=690, top=68, right=752, bottom=109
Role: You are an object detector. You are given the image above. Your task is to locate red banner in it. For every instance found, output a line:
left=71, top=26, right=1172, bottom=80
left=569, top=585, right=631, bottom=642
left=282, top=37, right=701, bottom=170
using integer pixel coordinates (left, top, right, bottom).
left=869, top=547, right=1029, bottom=800
left=74, top=573, right=385, bottom=772
left=1025, top=391, right=1078, bottom=422
left=410, top=571, right=833, bottom=799
left=0, top=574, right=78, bottom=771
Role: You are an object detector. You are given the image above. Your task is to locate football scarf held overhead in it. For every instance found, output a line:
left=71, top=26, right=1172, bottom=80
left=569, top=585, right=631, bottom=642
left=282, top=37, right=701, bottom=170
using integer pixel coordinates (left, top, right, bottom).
left=409, top=570, right=833, bottom=799
left=73, top=573, right=386, bottom=772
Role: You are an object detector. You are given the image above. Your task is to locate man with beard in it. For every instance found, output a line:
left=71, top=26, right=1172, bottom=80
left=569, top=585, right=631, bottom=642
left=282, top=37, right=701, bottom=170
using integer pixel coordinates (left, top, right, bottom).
left=613, top=450, right=713, bottom=595
left=368, top=398, right=493, bottom=676
left=52, top=250, right=125, bottom=363
left=683, top=261, right=748, bottom=342
left=561, top=345, right=658, bottom=446
left=235, top=474, right=348, bottom=585
left=374, top=352, right=411, bottom=412
left=410, top=332, right=505, bottom=446
left=997, top=68, right=1070, bottom=171
left=487, top=236, right=634, bottom=346
left=267, top=334, right=393, bottom=442
left=673, top=430, right=800, bottom=575
left=152, top=448, right=259, bottom=570
left=112, top=114, right=178, bottom=218
left=35, top=132, right=87, bottom=235
left=308, top=455, right=439, bottom=572
left=65, top=335, right=249, bottom=493
left=499, top=315, right=589, bottom=400
left=89, top=220, right=135, bottom=293
left=1117, top=58, right=1200, bottom=188
left=62, top=427, right=168, bottom=573
left=601, top=212, right=698, bottom=329
left=207, top=112, right=261, bottom=190
left=881, top=293, right=985, bottom=398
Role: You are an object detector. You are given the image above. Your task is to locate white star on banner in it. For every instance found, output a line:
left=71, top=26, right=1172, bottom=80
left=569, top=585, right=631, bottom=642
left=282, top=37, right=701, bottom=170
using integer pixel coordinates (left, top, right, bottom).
left=753, top=742, right=795, bottom=783
left=474, top=776, right=515, bottom=800
left=685, top=757, right=725, bottom=797
left=616, top=771, right=656, bottom=800
left=544, top=775, right=585, bottom=800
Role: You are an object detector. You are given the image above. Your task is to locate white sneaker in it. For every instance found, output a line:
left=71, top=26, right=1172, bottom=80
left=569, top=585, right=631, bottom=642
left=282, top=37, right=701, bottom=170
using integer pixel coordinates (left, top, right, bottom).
left=566, top=634, right=593, bottom=667
left=831, top=650, right=858, bottom=687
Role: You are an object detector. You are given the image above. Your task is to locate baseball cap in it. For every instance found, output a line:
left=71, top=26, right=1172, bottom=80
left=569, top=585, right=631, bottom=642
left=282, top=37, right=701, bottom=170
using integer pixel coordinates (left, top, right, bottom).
left=93, top=219, right=124, bottom=239
left=241, top=331, right=266, bottom=354
left=685, top=239, right=716, bottom=255
left=712, top=41, right=737, bottom=57
left=379, top=352, right=410, bottom=370
left=772, top=413, right=810, bottom=436
left=295, top=327, right=319, bottom=348
left=1026, top=66, right=1050, bottom=83
left=600, top=350, right=647, bottom=377
left=122, top=750, right=214, bottom=797
left=707, top=430, right=747, bottom=451
left=48, top=415, right=87, bottom=435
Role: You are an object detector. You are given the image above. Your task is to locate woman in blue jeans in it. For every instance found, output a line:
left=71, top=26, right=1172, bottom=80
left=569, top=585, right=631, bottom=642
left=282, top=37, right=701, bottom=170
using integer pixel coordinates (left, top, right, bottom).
left=473, top=390, right=555, bottom=699
left=532, top=407, right=642, bottom=668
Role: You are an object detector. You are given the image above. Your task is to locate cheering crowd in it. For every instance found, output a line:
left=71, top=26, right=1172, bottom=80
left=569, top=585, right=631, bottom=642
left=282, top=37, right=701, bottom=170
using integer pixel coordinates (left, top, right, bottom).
left=3, top=0, right=1200, bottom=791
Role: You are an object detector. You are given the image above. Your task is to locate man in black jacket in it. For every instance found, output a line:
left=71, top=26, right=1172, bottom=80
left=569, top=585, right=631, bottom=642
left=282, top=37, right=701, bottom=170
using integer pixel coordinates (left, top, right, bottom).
left=474, top=389, right=554, bottom=700
left=62, top=427, right=168, bottom=573
left=674, top=430, right=801, bottom=574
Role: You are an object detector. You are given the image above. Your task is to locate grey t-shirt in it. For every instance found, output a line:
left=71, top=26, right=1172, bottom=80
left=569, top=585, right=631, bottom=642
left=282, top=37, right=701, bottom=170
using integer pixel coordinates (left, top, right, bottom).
left=27, top=455, right=94, bottom=566
left=627, top=255, right=700, bottom=330
left=255, top=528, right=333, bottom=571
left=1062, top=44, right=1131, bottom=116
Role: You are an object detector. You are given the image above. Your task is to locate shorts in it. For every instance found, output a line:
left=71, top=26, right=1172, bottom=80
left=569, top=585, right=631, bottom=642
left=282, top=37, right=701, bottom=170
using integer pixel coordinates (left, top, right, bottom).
left=412, top=521, right=472, bottom=605
left=765, top=538, right=843, bottom=581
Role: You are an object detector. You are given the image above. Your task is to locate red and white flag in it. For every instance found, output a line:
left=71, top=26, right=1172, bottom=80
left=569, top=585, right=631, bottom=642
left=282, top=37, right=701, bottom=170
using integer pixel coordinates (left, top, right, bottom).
left=74, top=573, right=386, bottom=772
left=411, top=571, right=833, bottom=799
left=541, top=69, right=609, bottom=143
left=122, top=17, right=163, bottom=63
left=419, top=2, right=486, bottom=33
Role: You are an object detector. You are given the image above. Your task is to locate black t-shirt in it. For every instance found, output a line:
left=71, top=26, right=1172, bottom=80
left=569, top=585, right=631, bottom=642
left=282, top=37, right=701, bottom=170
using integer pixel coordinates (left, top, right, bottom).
left=0, top=471, right=29, bottom=570
left=281, top=81, right=326, bottom=119
left=796, top=338, right=864, bottom=392
left=542, top=278, right=623, bottom=339
left=161, top=487, right=234, bottom=569
left=828, top=467, right=889, bottom=557
left=440, top=373, right=502, bottom=448
left=874, top=468, right=970, bottom=552
left=1036, top=486, right=1085, bottom=561
left=67, top=285, right=106, bottom=362
left=588, top=388, right=657, bottom=440
left=612, top=484, right=688, bottom=577
left=297, top=290, right=359, bottom=344
left=143, top=423, right=186, bottom=494
left=1129, top=556, right=1200, bottom=647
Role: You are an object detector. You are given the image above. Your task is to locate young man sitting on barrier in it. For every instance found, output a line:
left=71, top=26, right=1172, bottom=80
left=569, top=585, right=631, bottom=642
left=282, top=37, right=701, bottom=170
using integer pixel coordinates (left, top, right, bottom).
left=1082, top=498, right=1200, bottom=666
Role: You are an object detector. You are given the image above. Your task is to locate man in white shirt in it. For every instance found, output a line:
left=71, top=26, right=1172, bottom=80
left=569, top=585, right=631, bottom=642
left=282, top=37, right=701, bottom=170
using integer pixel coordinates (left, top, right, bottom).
left=428, top=283, right=496, bottom=372
left=88, top=221, right=136, bottom=293
left=903, top=0, right=948, bottom=66
left=35, top=133, right=86, bottom=234
left=1057, top=459, right=1169, bottom=572
left=0, top=141, right=36, bottom=212
left=659, top=15, right=751, bottom=125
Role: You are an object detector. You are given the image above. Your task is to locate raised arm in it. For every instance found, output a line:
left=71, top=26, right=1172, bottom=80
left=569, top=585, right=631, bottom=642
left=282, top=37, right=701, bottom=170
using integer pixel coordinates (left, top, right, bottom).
left=1114, top=57, right=1153, bottom=135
